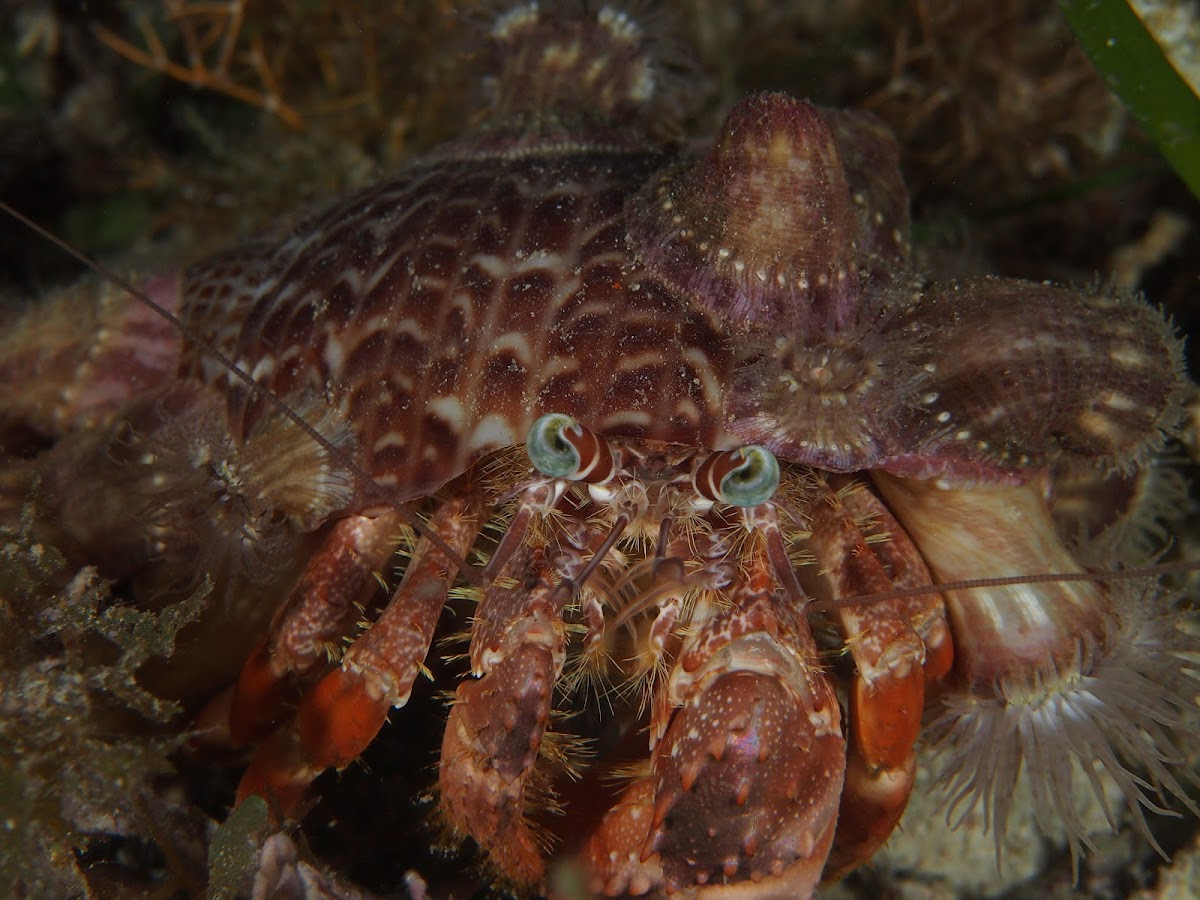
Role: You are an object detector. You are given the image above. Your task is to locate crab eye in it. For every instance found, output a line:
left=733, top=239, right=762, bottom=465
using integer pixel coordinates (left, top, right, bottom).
left=694, top=445, right=780, bottom=507
left=526, top=413, right=614, bottom=484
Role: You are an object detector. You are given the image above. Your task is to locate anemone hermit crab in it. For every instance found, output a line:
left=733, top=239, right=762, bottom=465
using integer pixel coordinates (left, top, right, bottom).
left=2, top=3, right=1198, bottom=897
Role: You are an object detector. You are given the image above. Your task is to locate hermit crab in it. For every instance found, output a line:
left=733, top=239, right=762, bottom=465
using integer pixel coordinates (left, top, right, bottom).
left=2, top=3, right=1197, bottom=897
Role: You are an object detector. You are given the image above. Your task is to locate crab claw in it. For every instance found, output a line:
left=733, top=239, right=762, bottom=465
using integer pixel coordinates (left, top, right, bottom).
left=586, top=553, right=844, bottom=898
left=648, top=658, right=843, bottom=894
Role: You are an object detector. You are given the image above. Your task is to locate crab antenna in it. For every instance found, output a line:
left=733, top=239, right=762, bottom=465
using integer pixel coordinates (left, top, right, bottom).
left=1, top=201, right=484, bottom=586
left=807, top=558, right=1200, bottom=615
left=653, top=516, right=672, bottom=561
left=569, top=513, right=632, bottom=595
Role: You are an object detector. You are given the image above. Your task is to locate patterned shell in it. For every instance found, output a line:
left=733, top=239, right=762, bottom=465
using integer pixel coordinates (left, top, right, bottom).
left=178, top=143, right=737, bottom=501
left=176, top=91, right=1182, bottom=509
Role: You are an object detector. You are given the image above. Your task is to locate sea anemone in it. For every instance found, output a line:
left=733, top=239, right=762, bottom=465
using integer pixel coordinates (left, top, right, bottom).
left=873, top=471, right=1200, bottom=873
left=928, top=583, right=1199, bottom=871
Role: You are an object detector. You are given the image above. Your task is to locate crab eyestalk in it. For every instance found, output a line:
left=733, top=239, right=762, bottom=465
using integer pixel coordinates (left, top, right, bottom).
left=526, top=412, right=615, bottom=484
left=693, top=445, right=781, bottom=507
left=872, top=471, right=1200, bottom=867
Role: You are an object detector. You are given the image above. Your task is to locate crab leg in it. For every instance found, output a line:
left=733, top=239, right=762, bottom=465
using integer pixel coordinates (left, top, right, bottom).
left=188, top=511, right=406, bottom=749
left=192, top=511, right=405, bottom=749
left=851, top=477, right=953, bottom=685
left=586, top=535, right=845, bottom=897
left=233, top=491, right=481, bottom=817
left=439, top=543, right=570, bottom=886
left=802, top=476, right=941, bottom=874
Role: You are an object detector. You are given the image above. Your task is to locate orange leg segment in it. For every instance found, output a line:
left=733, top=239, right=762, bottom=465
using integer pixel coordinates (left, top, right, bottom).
left=804, top=477, right=932, bottom=876
left=216, top=511, right=406, bottom=747
left=234, top=492, right=481, bottom=819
